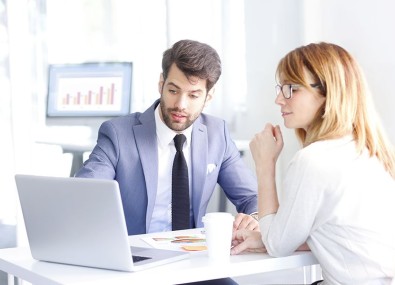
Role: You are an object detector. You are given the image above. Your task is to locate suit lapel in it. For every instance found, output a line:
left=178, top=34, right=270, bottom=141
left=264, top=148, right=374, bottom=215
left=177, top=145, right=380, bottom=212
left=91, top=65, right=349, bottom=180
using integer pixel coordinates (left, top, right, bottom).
left=191, top=119, right=208, bottom=225
left=133, top=100, right=159, bottom=230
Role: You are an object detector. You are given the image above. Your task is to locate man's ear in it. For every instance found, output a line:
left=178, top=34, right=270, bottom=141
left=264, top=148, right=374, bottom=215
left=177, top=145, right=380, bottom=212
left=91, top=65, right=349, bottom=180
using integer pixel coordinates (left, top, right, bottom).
left=158, top=73, right=164, bottom=94
left=204, top=86, right=215, bottom=107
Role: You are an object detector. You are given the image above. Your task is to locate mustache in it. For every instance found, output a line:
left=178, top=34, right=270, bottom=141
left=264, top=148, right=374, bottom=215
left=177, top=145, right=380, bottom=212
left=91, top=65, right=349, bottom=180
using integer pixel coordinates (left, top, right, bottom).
left=168, top=107, right=188, bottom=116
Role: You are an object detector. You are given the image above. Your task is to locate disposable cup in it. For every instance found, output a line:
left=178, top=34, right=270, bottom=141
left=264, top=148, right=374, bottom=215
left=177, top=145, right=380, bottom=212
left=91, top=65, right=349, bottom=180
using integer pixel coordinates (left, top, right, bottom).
left=202, top=212, right=234, bottom=263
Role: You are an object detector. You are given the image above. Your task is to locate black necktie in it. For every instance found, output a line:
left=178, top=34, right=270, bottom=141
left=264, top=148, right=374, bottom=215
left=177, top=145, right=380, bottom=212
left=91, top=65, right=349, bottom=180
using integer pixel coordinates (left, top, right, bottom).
left=172, top=134, right=190, bottom=230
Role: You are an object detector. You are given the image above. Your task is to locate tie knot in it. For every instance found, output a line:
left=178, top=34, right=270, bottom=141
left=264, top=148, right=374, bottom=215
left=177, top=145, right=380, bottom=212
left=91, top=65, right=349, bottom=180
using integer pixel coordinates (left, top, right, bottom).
left=174, top=134, right=186, bottom=152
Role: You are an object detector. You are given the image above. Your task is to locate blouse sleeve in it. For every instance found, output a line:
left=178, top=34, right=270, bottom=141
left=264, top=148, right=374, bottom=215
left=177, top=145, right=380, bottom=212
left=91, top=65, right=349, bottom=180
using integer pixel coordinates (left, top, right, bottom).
left=259, top=146, right=331, bottom=257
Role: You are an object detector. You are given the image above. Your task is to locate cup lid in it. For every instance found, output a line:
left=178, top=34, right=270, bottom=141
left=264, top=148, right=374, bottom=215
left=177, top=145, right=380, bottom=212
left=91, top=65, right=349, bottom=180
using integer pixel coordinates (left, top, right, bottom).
left=202, top=212, right=234, bottom=222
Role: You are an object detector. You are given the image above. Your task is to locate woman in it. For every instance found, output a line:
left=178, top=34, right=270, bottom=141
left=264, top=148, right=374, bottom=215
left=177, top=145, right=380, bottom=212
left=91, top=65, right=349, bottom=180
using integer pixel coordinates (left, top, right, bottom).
left=231, top=42, right=395, bottom=284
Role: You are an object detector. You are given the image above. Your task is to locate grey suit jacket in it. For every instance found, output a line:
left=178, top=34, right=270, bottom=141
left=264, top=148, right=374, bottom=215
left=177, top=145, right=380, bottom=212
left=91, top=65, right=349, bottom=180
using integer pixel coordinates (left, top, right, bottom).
left=75, top=99, right=257, bottom=235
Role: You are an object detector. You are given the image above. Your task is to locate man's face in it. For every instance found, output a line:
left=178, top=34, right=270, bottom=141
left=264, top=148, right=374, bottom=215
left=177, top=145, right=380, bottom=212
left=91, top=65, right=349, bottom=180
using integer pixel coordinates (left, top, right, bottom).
left=158, top=64, right=213, bottom=132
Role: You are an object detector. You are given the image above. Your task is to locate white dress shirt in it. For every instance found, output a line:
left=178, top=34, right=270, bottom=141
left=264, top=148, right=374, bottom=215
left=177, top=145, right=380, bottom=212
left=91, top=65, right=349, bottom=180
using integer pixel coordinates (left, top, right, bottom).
left=260, top=136, right=395, bottom=285
left=148, top=105, right=193, bottom=233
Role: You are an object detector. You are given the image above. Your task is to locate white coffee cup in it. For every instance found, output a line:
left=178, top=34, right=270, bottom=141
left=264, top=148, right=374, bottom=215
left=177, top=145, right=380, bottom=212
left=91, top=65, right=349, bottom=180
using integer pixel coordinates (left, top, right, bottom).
left=202, top=212, right=234, bottom=263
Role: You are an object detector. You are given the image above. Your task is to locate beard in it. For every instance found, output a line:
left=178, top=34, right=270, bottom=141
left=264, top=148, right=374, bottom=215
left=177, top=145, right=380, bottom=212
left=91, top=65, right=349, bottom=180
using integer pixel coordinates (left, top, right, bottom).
left=159, top=97, right=204, bottom=132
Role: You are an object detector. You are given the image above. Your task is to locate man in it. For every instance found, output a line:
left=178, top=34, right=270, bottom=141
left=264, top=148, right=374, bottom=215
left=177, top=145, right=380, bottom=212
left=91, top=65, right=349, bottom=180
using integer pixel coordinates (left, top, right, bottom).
left=75, top=39, right=258, bottom=236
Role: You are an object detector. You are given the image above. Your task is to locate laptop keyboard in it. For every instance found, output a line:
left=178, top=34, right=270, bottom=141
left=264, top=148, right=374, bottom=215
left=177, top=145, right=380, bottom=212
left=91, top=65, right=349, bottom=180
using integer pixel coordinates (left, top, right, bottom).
left=132, top=255, right=152, bottom=263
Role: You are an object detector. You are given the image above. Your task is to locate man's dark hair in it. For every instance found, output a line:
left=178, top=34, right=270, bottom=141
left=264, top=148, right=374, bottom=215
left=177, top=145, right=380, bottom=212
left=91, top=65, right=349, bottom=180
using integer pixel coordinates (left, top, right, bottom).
left=162, top=39, right=222, bottom=92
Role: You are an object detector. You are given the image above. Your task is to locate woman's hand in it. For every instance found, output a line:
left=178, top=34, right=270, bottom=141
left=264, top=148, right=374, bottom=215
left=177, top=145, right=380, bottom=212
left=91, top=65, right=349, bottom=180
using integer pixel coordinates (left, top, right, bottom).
left=233, top=213, right=259, bottom=231
left=249, top=123, right=284, bottom=169
left=249, top=123, right=282, bottom=218
left=230, top=229, right=267, bottom=255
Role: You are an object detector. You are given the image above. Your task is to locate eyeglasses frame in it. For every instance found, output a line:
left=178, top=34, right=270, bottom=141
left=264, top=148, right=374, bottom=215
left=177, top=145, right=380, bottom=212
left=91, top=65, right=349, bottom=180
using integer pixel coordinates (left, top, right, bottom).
left=275, top=83, right=322, bottom=99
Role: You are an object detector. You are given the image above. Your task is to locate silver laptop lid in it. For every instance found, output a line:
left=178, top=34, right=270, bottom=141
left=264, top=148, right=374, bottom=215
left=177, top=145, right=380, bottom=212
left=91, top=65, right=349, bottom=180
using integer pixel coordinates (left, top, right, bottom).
left=15, top=174, right=188, bottom=272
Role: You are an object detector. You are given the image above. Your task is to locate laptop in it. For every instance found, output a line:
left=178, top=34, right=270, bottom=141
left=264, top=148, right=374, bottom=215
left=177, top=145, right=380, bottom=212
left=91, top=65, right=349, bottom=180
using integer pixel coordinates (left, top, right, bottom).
left=14, top=174, right=189, bottom=271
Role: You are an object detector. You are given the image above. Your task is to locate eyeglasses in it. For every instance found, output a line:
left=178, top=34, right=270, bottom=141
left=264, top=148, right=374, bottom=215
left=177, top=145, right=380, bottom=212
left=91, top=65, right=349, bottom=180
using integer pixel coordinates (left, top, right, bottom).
left=275, top=83, right=322, bottom=99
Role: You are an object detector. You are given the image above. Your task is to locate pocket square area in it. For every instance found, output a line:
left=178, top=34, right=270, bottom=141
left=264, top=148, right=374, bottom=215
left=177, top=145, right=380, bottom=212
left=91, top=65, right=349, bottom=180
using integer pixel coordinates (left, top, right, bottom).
left=206, top=164, right=217, bottom=174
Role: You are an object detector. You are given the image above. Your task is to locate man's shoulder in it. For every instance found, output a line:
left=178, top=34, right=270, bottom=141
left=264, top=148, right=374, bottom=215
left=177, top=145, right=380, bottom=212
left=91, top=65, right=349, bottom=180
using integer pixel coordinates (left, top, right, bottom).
left=105, top=111, right=146, bottom=126
left=198, top=113, right=225, bottom=127
left=105, top=100, right=157, bottom=126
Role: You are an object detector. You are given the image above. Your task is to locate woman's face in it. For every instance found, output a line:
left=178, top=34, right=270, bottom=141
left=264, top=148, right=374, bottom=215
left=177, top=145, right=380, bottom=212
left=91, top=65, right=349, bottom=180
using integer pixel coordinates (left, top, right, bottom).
left=275, top=71, right=326, bottom=131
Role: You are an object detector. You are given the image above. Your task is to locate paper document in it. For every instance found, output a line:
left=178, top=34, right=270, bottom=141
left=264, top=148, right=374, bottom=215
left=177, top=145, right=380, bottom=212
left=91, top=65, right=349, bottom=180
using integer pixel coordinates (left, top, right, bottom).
left=142, top=231, right=207, bottom=252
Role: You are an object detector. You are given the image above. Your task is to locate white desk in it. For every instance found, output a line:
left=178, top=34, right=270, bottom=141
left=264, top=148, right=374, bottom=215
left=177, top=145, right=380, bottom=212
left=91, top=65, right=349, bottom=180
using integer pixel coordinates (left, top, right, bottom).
left=0, top=229, right=319, bottom=285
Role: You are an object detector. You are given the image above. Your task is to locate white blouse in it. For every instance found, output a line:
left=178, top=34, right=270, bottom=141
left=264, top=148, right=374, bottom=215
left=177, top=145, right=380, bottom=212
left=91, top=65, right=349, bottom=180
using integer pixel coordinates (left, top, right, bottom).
left=260, top=136, right=395, bottom=285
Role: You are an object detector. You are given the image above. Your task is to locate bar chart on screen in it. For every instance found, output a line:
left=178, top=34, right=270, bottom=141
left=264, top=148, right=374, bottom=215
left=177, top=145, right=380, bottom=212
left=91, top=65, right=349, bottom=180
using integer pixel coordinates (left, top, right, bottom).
left=57, top=77, right=123, bottom=111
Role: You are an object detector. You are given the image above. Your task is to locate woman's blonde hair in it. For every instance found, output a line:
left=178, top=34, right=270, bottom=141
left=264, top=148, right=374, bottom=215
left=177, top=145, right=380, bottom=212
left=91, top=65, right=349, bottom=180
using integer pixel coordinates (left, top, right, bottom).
left=276, top=42, right=395, bottom=178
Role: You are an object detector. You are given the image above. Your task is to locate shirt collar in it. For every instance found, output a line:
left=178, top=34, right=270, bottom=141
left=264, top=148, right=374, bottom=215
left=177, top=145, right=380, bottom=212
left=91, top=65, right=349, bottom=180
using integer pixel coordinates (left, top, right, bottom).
left=154, top=104, right=193, bottom=148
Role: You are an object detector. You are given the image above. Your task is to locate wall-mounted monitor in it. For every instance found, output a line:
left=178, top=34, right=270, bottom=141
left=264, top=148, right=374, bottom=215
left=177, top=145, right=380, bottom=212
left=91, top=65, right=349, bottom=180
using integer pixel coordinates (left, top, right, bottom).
left=46, top=62, right=132, bottom=132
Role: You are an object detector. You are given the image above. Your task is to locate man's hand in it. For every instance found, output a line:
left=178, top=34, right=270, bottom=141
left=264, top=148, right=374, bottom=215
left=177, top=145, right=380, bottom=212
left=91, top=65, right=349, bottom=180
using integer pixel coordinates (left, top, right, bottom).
left=233, top=213, right=259, bottom=231
left=231, top=229, right=266, bottom=255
